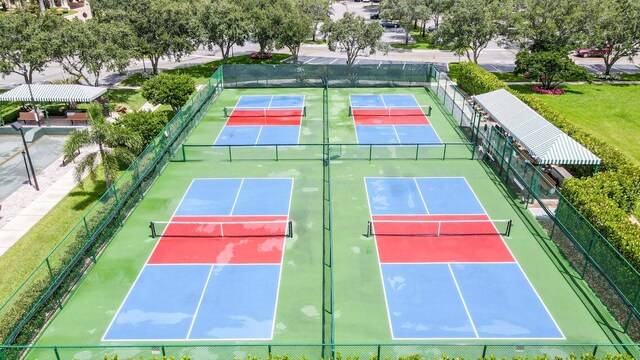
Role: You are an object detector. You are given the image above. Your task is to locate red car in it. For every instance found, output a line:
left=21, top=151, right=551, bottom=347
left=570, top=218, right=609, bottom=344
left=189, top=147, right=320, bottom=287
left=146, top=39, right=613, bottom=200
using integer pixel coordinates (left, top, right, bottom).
left=575, top=46, right=612, bottom=58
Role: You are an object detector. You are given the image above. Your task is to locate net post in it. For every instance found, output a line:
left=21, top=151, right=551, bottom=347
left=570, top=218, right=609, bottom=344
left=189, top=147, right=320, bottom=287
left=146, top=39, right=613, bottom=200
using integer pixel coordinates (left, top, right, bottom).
left=366, top=221, right=372, bottom=237
left=348, top=106, right=352, bottom=117
left=415, top=144, right=419, bottom=160
left=150, top=221, right=156, bottom=238
left=369, top=145, right=373, bottom=161
left=506, top=219, right=513, bottom=236
left=303, top=106, right=307, bottom=117
left=228, top=145, right=232, bottom=162
left=427, top=105, right=432, bottom=117
left=223, top=107, right=228, bottom=117
left=288, top=220, right=293, bottom=238
left=275, top=145, right=279, bottom=161
left=181, top=144, right=186, bottom=162
left=442, top=143, right=447, bottom=160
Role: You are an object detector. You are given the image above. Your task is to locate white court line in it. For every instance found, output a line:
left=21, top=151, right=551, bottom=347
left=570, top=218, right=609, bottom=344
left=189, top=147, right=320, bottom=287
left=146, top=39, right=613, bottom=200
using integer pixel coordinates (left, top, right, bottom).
left=185, top=265, right=215, bottom=339
left=391, top=125, right=402, bottom=145
left=413, top=178, right=430, bottom=214
left=448, top=263, right=480, bottom=338
left=102, top=178, right=199, bottom=341
left=254, top=126, right=265, bottom=145
left=229, top=178, right=245, bottom=215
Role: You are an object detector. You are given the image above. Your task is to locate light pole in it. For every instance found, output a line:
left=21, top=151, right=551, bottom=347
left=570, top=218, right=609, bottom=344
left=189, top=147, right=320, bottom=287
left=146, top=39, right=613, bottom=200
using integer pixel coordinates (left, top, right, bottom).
left=21, top=151, right=32, bottom=186
left=11, top=122, right=39, bottom=191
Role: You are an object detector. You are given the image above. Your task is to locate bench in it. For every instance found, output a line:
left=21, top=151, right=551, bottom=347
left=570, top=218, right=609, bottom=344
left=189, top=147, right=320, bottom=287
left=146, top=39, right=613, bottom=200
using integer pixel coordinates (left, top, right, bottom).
left=18, top=112, right=44, bottom=125
left=65, top=111, right=89, bottom=125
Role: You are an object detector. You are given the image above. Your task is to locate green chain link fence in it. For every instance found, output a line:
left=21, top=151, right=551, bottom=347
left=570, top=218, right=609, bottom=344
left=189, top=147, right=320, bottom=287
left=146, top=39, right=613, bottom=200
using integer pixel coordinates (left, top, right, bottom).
left=0, top=69, right=223, bottom=352
left=428, top=66, right=640, bottom=342
left=2, top=64, right=640, bottom=359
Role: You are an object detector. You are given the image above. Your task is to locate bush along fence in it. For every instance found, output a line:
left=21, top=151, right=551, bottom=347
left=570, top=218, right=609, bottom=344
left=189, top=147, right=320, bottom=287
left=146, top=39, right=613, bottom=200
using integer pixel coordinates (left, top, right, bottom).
left=0, top=343, right=638, bottom=360
left=0, top=69, right=223, bottom=355
left=430, top=62, right=640, bottom=341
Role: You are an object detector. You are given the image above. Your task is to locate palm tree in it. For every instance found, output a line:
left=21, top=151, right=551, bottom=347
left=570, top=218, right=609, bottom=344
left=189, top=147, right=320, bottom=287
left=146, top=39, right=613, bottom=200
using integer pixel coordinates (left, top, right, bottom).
left=63, top=103, right=141, bottom=189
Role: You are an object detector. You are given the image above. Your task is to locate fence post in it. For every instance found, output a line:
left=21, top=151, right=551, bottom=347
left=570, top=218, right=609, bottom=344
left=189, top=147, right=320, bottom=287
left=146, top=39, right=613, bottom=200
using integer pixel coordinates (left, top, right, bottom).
left=275, top=145, right=279, bottom=162
left=228, top=146, right=232, bottom=162
left=369, top=145, right=373, bottom=161
left=54, top=347, right=61, bottom=360
left=592, top=345, right=598, bottom=357
left=442, top=143, right=447, bottom=160
left=268, top=345, right=272, bottom=357
left=623, top=288, right=640, bottom=331
left=481, top=345, right=487, bottom=358
left=499, top=141, right=509, bottom=176
left=451, top=88, right=457, bottom=113
left=415, top=144, right=420, bottom=160
left=581, top=236, right=597, bottom=278
left=181, top=144, right=186, bottom=162
left=377, top=345, right=381, bottom=360
left=162, top=346, right=166, bottom=357
left=46, top=258, right=54, bottom=281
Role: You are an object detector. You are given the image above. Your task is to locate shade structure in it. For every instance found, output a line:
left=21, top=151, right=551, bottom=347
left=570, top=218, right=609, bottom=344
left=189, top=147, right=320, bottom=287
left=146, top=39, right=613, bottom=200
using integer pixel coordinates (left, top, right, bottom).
left=473, top=89, right=601, bottom=165
left=0, top=84, right=107, bottom=103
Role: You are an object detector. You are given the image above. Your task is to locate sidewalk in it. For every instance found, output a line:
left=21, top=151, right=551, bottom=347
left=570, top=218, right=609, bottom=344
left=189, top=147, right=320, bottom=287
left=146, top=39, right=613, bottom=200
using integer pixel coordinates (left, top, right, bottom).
left=0, top=146, right=96, bottom=256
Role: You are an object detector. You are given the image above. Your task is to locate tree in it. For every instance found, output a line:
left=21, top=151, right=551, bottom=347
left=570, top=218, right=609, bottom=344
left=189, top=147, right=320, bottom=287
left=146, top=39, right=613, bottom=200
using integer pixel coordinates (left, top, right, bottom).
left=199, top=0, right=251, bottom=62
left=275, top=2, right=313, bottom=61
left=97, top=0, right=200, bottom=74
left=141, top=73, right=195, bottom=112
left=0, top=11, right=60, bottom=83
left=51, top=20, right=133, bottom=86
left=300, top=0, right=332, bottom=42
left=323, top=12, right=385, bottom=65
left=64, top=104, right=141, bottom=189
left=381, top=0, right=421, bottom=45
left=581, top=0, right=640, bottom=76
left=426, top=0, right=453, bottom=30
left=502, top=0, right=585, bottom=52
left=115, top=110, right=171, bottom=146
left=514, top=51, right=590, bottom=90
left=435, top=0, right=501, bottom=63
left=243, top=0, right=289, bottom=55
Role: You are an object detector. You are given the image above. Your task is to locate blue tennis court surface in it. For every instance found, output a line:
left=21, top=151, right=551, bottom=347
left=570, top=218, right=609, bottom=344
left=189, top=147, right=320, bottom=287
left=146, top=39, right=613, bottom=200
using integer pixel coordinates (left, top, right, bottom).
left=356, top=125, right=441, bottom=145
left=214, top=95, right=303, bottom=146
left=103, top=178, right=293, bottom=341
left=365, top=177, right=564, bottom=339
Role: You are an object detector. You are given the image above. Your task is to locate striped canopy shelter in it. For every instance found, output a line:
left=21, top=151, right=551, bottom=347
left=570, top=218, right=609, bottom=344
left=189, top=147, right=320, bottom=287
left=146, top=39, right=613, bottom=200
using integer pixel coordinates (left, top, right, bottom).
left=473, top=89, right=601, bottom=165
left=0, top=84, right=107, bottom=103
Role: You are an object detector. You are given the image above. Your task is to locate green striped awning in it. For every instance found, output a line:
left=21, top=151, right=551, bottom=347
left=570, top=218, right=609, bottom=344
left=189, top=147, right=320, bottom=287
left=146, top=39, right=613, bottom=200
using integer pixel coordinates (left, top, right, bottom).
left=0, top=84, right=107, bottom=103
left=473, top=89, right=601, bottom=165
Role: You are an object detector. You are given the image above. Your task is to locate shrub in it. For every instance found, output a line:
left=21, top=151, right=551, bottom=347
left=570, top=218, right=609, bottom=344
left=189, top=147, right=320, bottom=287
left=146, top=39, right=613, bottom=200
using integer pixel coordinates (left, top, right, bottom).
left=141, top=73, right=195, bottom=112
left=115, top=110, right=172, bottom=147
left=514, top=51, right=591, bottom=90
left=455, top=62, right=506, bottom=95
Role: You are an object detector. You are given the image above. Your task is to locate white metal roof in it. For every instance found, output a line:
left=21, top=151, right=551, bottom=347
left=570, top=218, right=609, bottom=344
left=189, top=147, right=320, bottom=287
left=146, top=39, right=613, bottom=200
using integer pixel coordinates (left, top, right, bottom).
left=474, top=89, right=601, bottom=165
left=0, top=84, right=107, bottom=103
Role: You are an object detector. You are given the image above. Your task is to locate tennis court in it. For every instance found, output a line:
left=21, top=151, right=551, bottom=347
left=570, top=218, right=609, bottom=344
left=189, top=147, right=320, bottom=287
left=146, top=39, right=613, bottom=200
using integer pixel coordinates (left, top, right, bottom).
left=103, top=178, right=293, bottom=341
left=214, top=95, right=305, bottom=145
left=28, top=86, right=624, bottom=353
left=365, top=177, right=563, bottom=340
left=350, top=94, right=441, bottom=145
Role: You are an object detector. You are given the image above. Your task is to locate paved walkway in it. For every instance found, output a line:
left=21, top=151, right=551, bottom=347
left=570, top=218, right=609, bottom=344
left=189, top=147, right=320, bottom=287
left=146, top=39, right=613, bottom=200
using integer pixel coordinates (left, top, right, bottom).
left=0, top=146, right=97, bottom=257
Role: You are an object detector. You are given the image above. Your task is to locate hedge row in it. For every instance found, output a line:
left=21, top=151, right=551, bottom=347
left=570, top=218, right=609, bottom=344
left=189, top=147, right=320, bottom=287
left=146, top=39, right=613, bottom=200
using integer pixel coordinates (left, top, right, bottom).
left=455, top=62, right=640, bottom=269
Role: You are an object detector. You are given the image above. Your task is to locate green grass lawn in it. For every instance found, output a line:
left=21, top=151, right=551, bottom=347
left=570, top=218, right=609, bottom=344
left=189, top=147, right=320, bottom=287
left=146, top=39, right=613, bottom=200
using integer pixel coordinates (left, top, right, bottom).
left=103, top=88, right=147, bottom=111
left=390, top=30, right=449, bottom=50
left=0, top=171, right=108, bottom=304
left=510, top=84, right=640, bottom=165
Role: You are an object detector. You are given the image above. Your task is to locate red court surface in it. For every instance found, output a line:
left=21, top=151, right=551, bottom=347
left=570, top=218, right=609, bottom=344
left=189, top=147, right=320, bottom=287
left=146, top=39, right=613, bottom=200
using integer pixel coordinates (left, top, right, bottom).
left=353, top=108, right=429, bottom=125
left=148, top=215, right=287, bottom=264
left=372, top=214, right=515, bottom=263
left=226, top=109, right=303, bottom=126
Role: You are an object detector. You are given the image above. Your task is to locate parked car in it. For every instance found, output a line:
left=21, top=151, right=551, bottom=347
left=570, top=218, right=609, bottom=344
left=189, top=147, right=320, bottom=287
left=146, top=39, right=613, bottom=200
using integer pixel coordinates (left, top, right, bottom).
left=370, top=11, right=380, bottom=19
left=379, top=19, right=400, bottom=28
left=575, top=46, right=611, bottom=58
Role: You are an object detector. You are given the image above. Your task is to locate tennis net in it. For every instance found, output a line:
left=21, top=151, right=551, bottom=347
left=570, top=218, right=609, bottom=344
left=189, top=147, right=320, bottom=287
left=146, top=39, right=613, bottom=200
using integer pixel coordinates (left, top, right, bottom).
left=349, top=105, right=432, bottom=117
left=150, top=220, right=293, bottom=238
left=223, top=106, right=306, bottom=118
left=366, top=219, right=512, bottom=237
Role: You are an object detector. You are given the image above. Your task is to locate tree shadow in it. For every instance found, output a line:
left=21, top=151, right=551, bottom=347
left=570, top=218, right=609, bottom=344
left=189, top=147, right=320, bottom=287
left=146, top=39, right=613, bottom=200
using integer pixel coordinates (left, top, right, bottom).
left=68, top=179, right=108, bottom=211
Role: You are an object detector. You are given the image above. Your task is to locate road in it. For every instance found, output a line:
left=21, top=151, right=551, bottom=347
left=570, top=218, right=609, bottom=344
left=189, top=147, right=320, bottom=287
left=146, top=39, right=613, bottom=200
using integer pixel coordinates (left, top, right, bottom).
left=0, top=0, right=637, bottom=88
